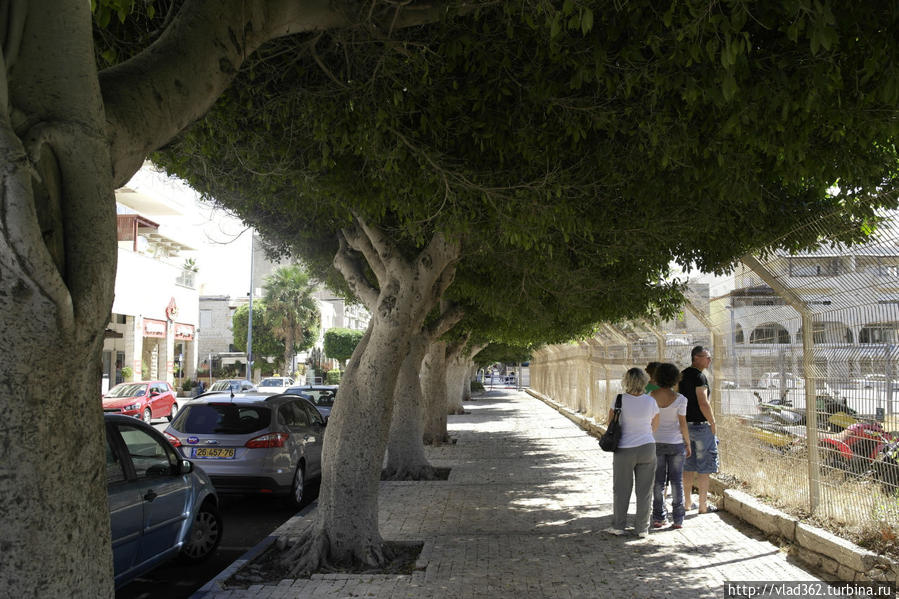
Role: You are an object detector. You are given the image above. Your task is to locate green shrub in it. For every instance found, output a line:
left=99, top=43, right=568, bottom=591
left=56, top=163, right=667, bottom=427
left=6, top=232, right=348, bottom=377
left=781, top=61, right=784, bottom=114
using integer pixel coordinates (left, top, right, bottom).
left=181, top=379, right=194, bottom=392
left=471, top=380, right=485, bottom=392
left=325, top=369, right=342, bottom=384
left=121, top=366, right=133, bottom=381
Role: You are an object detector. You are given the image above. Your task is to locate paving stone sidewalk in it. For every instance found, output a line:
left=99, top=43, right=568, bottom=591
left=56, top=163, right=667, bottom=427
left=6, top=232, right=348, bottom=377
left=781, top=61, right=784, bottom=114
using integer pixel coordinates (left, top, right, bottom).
left=195, top=389, right=824, bottom=598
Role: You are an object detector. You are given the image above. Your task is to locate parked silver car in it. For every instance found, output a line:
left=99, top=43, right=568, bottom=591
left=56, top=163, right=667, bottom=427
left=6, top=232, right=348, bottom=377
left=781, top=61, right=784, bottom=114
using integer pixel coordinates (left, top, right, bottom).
left=106, top=414, right=222, bottom=588
left=163, top=392, right=324, bottom=506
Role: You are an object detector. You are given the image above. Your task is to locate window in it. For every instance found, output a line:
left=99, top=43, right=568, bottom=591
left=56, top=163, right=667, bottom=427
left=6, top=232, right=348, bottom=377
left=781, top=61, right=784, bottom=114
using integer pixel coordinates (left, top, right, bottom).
left=280, top=402, right=309, bottom=427
left=750, top=323, right=791, bottom=344
left=117, top=424, right=177, bottom=477
left=106, top=434, right=126, bottom=484
left=177, top=404, right=271, bottom=434
left=302, top=403, right=324, bottom=426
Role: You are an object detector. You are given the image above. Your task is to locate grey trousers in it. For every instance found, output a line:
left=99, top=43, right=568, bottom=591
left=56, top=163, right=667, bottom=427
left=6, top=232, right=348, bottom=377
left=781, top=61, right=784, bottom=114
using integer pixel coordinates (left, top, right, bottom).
left=612, top=443, right=657, bottom=532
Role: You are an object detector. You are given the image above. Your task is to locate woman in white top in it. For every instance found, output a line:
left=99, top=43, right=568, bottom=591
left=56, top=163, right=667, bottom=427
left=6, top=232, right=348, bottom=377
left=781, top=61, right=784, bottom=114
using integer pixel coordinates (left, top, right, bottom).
left=605, top=368, right=659, bottom=537
left=650, top=363, right=692, bottom=529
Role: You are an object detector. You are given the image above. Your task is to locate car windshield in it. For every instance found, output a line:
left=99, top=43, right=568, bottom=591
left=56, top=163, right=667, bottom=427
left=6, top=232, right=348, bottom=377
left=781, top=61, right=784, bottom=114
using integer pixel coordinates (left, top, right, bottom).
left=105, top=383, right=147, bottom=398
left=209, top=380, right=238, bottom=392
left=173, top=404, right=271, bottom=434
left=305, top=390, right=335, bottom=406
left=259, top=378, right=281, bottom=387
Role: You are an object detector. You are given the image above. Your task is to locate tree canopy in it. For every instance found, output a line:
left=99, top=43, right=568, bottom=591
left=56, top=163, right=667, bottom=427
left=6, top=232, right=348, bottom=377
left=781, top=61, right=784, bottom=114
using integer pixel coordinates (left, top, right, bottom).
left=158, top=1, right=899, bottom=339
left=324, top=327, right=365, bottom=367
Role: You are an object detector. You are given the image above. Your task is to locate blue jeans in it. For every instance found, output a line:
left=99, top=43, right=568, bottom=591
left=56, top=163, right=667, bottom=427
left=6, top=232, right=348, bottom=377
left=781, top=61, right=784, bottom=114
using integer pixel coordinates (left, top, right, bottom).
left=684, top=422, right=719, bottom=474
left=652, top=443, right=686, bottom=525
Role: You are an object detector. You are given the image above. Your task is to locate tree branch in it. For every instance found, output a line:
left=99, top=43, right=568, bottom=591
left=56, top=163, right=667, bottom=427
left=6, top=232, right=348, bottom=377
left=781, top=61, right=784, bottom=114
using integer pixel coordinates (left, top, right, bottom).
left=342, top=219, right=388, bottom=284
left=101, top=0, right=475, bottom=186
left=333, top=232, right=378, bottom=310
left=425, top=302, right=464, bottom=341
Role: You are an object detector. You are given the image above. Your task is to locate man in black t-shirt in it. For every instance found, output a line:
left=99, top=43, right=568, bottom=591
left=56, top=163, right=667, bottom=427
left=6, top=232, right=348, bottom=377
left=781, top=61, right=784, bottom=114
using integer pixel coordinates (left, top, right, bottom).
left=679, top=345, right=719, bottom=514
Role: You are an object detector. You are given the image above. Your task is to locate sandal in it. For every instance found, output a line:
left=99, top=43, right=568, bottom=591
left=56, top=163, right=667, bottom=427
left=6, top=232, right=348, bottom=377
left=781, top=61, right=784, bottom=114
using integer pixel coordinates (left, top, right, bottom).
left=698, top=505, right=719, bottom=514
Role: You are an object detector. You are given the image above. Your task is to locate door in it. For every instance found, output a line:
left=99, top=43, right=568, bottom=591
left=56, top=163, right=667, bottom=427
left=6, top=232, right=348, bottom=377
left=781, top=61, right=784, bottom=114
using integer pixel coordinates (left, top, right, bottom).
left=115, top=423, right=192, bottom=568
left=106, top=425, right=142, bottom=584
left=298, top=401, right=325, bottom=477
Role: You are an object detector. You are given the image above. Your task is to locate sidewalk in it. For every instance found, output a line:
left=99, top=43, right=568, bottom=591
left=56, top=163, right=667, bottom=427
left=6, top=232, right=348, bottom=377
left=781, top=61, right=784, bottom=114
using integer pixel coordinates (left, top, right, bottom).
left=195, top=389, right=825, bottom=598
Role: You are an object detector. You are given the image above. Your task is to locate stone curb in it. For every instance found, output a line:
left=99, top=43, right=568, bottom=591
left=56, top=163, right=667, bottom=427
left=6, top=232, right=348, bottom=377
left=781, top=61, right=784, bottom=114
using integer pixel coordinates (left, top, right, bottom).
left=526, top=388, right=899, bottom=584
left=189, top=500, right=318, bottom=599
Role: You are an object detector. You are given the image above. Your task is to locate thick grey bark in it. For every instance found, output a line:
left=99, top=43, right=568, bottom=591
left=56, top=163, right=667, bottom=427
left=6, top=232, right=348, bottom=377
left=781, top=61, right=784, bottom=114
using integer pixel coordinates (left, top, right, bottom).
left=280, top=220, right=459, bottom=575
left=384, top=305, right=462, bottom=480
left=383, top=338, right=433, bottom=479
left=1, top=1, right=117, bottom=596
left=445, top=353, right=468, bottom=415
left=421, top=340, right=450, bottom=444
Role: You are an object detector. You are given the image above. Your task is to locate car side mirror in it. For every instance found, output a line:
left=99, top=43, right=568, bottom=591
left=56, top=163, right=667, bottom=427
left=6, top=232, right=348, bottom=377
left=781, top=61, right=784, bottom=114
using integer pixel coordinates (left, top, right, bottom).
left=179, top=460, right=194, bottom=474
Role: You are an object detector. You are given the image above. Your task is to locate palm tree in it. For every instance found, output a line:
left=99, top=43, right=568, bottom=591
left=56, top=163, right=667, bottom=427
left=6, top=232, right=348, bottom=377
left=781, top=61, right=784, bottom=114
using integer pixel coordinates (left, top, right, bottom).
left=262, top=265, right=320, bottom=376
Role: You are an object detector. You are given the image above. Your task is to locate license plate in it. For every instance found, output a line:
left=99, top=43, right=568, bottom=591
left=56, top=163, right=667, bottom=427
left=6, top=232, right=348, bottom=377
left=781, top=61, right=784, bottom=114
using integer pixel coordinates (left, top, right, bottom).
left=193, top=447, right=235, bottom=459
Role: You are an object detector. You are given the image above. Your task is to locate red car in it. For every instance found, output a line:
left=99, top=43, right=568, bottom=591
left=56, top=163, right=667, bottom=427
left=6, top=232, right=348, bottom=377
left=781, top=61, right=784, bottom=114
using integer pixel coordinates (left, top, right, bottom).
left=103, top=381, right=178, bottom=423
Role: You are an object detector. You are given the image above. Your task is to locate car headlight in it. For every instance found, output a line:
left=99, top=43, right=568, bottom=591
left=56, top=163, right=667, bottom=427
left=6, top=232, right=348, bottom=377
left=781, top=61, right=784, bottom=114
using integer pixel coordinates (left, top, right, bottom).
left=123, top=403, right=141, bottom=411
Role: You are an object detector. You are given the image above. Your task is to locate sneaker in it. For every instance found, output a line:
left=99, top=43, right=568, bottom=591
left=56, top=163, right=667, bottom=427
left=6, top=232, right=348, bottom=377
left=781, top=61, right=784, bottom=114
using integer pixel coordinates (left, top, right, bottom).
left=603, top=527, right=625, bottom=536
left=651, top=521, right=666, bottom=529
left=672, top=523, right=684, bottom=529
left=636, top=530, right=649, bottom=538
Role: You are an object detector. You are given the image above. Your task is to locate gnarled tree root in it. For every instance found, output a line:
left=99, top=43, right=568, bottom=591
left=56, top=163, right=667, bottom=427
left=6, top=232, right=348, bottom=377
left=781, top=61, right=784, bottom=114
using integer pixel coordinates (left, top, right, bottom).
left=277, top=526, right=393, bottom=579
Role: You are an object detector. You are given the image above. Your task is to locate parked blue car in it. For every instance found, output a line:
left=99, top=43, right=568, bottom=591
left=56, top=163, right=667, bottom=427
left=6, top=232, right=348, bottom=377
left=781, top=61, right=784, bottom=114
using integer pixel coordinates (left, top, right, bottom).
left=105, top=414, right=222, bottom=588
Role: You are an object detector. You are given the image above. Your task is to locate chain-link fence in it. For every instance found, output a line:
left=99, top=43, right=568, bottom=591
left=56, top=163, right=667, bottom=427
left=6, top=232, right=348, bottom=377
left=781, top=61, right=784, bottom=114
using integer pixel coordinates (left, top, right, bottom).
left=531, top=208, right=899, bottom=541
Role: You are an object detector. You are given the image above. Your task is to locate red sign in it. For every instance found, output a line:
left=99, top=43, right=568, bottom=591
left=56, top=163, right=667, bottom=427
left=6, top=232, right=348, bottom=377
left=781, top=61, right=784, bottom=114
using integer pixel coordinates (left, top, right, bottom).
left=175, top=323, right=195, bottom=341
left=143, top=318, right=167, bottom=338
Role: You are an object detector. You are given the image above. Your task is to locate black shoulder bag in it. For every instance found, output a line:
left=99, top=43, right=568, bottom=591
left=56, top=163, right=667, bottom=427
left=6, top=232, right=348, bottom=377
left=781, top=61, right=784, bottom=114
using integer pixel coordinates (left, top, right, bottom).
left=598, top=394, right=623, bottom=452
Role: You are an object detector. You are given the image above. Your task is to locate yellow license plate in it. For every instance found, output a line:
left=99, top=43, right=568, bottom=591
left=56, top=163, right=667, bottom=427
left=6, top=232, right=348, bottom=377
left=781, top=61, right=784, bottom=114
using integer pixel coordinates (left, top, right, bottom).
left=193, top=447, right=235, bottom=459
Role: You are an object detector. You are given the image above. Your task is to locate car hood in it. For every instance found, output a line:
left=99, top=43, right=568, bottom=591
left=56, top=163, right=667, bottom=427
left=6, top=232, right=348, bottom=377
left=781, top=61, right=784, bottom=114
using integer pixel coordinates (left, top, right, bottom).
left=103, top=396, right=143, bottom=408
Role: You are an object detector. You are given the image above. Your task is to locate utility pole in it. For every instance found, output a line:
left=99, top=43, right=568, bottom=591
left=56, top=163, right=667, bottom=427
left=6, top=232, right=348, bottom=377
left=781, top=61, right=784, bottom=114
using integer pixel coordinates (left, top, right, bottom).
left=246, top=232, right=255, bottom=380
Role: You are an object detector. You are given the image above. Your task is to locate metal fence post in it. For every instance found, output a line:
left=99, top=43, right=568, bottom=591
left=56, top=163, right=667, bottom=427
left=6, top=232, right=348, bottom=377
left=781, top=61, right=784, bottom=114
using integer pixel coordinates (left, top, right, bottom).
left=742, top=254, right=820, bottom=513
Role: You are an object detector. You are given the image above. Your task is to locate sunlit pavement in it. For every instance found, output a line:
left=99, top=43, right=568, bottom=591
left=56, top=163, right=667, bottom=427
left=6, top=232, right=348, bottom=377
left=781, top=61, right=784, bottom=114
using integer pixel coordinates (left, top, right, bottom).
left=194, top=389, right=825, bottom=598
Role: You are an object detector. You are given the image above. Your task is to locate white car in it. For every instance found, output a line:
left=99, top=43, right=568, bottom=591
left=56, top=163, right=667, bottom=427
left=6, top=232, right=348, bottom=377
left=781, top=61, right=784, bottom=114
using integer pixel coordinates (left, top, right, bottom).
left=256, top=376, right=295, bottom=394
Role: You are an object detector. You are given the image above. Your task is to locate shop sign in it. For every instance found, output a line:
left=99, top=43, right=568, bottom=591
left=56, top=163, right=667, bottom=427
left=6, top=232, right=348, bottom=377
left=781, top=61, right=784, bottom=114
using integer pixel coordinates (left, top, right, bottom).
left=175, top=323, right=195, bottom=341
left=143, top=318, right=167, bottom=338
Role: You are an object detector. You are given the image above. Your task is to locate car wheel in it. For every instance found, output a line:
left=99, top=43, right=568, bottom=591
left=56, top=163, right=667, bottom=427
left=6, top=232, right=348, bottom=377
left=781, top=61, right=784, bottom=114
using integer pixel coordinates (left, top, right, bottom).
left=179, top=500, right=222, bottom=563
left=289, top=463, right=306, bottom=508
left=167, top=402, right=178, bottom=422
left=142, top=407, right=152, bottom=424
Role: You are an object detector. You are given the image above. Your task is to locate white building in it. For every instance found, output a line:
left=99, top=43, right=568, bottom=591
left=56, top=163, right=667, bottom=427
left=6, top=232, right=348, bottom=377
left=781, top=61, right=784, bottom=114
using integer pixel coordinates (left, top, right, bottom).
left=102, top=187, right=200, bottom=392
left=715, top=244, right=899, bottom=385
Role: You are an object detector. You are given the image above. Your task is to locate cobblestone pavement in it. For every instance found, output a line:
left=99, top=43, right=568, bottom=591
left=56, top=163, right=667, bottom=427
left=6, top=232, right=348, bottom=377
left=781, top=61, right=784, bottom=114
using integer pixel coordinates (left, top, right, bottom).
left=195, top=390, right=823, bottom=598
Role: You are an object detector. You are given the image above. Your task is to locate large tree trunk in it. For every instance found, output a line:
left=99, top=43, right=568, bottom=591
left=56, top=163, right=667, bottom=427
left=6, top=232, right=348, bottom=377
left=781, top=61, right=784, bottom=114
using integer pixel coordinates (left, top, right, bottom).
left=1, top=2, right=117, bottom=596
left=384, top=302, right=462, bottom=480
left=445, top=353, right=468, bottom=415
left=280, top=220, right=459, bottom=575
left=383, top=337, right=435, bottom=480
left=421, top=340, right=451, bottom=445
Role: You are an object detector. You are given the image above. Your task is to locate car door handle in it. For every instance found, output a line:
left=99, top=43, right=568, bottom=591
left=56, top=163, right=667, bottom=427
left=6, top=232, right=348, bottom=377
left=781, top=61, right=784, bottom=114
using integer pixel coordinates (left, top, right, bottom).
left=143, top=489, right=157, bottom=502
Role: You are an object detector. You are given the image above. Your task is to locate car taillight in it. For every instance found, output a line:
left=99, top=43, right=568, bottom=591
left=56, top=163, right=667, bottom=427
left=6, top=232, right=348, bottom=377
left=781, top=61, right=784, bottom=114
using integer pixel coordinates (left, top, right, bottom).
left=163, top=432, right=181, bottom=447
left=245, top=432, right=289, bottom=448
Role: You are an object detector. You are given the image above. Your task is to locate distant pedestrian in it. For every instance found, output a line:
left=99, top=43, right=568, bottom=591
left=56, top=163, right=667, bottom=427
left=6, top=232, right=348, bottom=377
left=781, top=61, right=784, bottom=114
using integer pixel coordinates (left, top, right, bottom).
left=194, top=380, right=205, bottom=397
left=645, top=362, right=661, bottom=392
left=605, top=367, right=659, bottom=538
left=650, top=363, right=691, bottom=529
left=679, top=346, right=719, bottom=514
